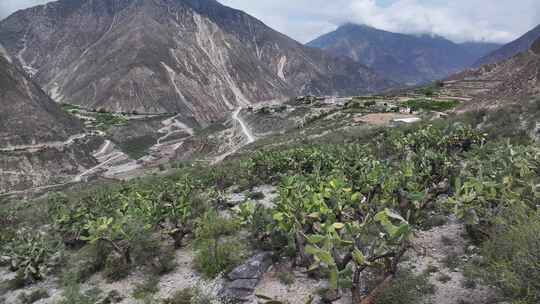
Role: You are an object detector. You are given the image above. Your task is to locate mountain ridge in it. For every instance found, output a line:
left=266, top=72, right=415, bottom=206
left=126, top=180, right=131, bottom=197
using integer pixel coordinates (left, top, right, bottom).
left=307, top=23, right=500, bottom=85
left=0, top=52, right=83, bottom=146
left=0, top=0, right=392, bottom=127
left=446, top=36, right=540, bottom=111
left=473, top=24, right=540, bottom=67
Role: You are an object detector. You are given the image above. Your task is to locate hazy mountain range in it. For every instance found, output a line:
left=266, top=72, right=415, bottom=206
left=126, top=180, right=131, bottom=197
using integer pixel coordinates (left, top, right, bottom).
left=307, top=23, right=501, bottom=85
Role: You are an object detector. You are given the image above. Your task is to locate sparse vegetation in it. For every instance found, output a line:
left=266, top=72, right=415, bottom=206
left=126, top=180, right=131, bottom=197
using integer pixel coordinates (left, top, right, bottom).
left=436, top=273, right=452, bottom=283
left=94, top=112, right=128, bottom=131
left=17, top=288, right=49, bottom=304
left=403, top=99, right=459, bottom=112
left=1, top=230, right=61, bottom=282
left=117, top=135, right=158, bottom=159
left=163, top=287, right=214, bottom=304
left=3, top=97, right=540, bottom=304
left=478, top=213, right=540, bottom=303
left=193, top=210, right=247, bottom=278
left=442, top=252, right=461, bottom=271
left=375, top=270, right=435, bottom=304
left=277, top=270, right=296, bottom=286
left=58, top=284, right=101, bottom=304
left=133, top=275, right=160, bottom=300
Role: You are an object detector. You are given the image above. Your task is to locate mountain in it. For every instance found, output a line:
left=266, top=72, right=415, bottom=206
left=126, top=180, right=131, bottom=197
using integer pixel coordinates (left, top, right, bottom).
left=0, top=46, right=83, bottom=146
left=0, top=48, right=97, bottom=194
left=473, top=24, right=540, bottom=67
left=446, top=37, right=540, bottom=107
left=0, top=0, right=391, bottom=127
left=307, top=23, right=500, bottom=85
left=458, top=41, right=502, bottom=61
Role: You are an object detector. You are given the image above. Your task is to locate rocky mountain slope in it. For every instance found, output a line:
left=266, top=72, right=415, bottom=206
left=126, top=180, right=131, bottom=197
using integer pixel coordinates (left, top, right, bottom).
left=458, top=41, right=502, bottom=61
left=0, top=50, right=98, bottom=194
left=0, top=0, right=391, bottom=126
left=307, top=23, right=500, bottom=85
left=446, top=37, right=540, bottom=104
left=473, top=24, right=540, bottom=67
left=0, top=47, right=82, bottom=147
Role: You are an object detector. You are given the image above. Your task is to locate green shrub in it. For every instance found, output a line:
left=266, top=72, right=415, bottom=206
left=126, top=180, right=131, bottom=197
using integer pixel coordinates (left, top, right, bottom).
left=479, top=215, right=540, bottom=303
left=1, top=230, right=61, bottom=282
left=404, top=99, right=459, bottom=112
left=376, top=271, right=435, bottom=304
left=149, top=246, right=177, bottom=275
left=442, top=251, right=461, bottom=271
left=58, top=284, right=101, bottom=304
left=163, top=288, right=194, bottom=304
left=234, top=203, right=278, bottom=250
left=61, top=242, right=109, bottom=285
left=163, top=287, right=213, bottom=304
left=103, top=252, right=130, bottom=282
left=132, top=275, right=159, bottom=299
left=194, top=210, right=246, bottom=278
left=17, top=288, right=49, bottom=304
left=364, top=101, right=376, bottom=107
left=422, top=214, right=448, bottom=229
left=118, top=135, right=158, bottom=160
left=94, top=112, right=127, bottom=131
left=436, top=273, right=452, bottom=283
left=247, top=191, right=265, bottom=200
left=422, top=87, right=435, bottom=97
left=0, top=270, right=27, bottom=292
left=277, top=271, right=295, bottom=286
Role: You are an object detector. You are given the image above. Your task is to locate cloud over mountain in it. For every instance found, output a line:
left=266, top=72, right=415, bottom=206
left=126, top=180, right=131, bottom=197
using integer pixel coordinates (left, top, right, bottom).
left=1, top=0, right=538, bottom=44
left=219, top=0, right=540, bottom=43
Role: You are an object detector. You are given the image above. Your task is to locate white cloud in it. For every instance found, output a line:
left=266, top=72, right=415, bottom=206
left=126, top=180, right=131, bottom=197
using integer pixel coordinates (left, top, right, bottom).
left=1, top=0, right=538, bottom=44
left=219, top=0, right=540, bottom=43
left=0, top=0, right=49, bottom=19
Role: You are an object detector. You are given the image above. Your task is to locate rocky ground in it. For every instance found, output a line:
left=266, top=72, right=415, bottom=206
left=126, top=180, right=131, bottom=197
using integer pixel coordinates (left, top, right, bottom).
left=405, top=217, right=498, bottom=304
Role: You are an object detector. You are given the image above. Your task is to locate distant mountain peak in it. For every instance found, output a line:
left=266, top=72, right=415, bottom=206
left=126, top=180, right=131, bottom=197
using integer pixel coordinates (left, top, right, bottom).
left=307, top=24, right=499, bottom=85
left=338, top=23, right=373, bottom=29
left=0, top=0, right=391, bottom=123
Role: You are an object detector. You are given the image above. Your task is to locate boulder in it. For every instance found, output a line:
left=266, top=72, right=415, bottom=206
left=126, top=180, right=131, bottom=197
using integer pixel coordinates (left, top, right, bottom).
left=227, top=252, right=272, bottom=280
left=220, top=252, right=272, bottom=302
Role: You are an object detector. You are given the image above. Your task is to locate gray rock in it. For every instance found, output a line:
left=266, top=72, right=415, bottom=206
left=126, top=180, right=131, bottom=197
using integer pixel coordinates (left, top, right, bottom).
left=228, top=279, right=259, bottom=291
left=227, top=252, right=272, bottom=280
left=221, top=288, right=254, bottom=302
left=221, top=252, right=273, bottom=302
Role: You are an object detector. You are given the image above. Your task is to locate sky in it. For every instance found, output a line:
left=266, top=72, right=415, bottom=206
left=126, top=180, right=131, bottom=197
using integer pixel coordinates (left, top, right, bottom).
left=1, top=0, right=539, bottom=44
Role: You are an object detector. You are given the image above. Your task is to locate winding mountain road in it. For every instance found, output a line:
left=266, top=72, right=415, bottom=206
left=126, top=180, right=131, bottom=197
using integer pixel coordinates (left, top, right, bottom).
left=232, top=107, right=255, bottom=143
left=0, top=133, right=90, bottom=153
left=213, top=107, right=255, bottom=164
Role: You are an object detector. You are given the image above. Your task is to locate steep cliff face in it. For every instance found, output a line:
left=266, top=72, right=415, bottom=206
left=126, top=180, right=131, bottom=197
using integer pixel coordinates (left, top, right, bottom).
left=0, top=51, right=97, bottom=194
left=307, top=23, right=499, bottom=85
left=0, top=52, right=83, bottom=147
left=0, top=0, right=390, bottom=125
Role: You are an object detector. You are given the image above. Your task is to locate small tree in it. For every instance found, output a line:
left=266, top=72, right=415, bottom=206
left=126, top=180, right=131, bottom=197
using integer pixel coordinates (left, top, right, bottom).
left=194, top=210, right=245, bottom=278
